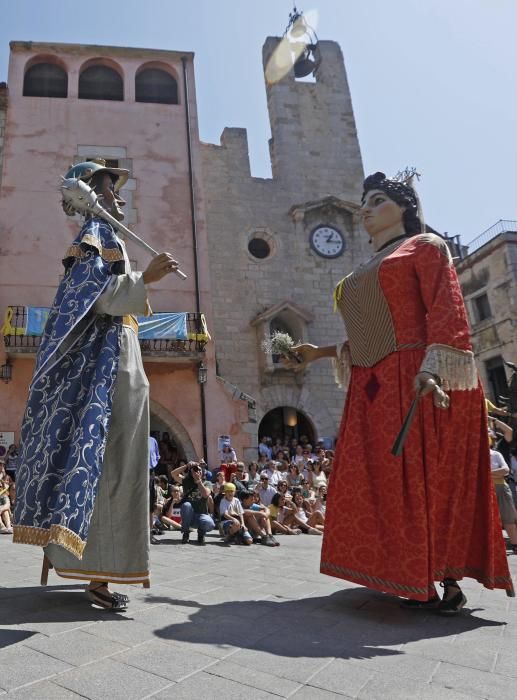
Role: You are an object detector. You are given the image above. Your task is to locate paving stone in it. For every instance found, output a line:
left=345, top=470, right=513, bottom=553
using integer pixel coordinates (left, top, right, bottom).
left=432, top=661, right=517, bottom=700
left=23, top=628, right=129, bottom=666
left=344, top=649, right=440, bottom=682
left=53, top=657, right=170, bottom=699
left=81, top=616, right=156, bottom=647
left=291, top=686, right=353, bottom=699
left=494, top=651, right=517, bottom=678
left=153, top=671, right=278, bottom=699
left=356, top=675, right=475, bottom=700
left=0, top=645, right=71, bottom=691
left=0, top=680, right=83, bottom=699
left=307, top=658, right=375, bottom=696
left=401, top=637, right=497, bottom=672
left=227, top=647, right=333, bottom=684
left=115, top=639, right=216, bottom=681
left=205, top=659, right=301, bottom=697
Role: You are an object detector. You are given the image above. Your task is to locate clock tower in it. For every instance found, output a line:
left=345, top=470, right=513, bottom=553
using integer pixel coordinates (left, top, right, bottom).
left=201, top=37, right=369, bottom=460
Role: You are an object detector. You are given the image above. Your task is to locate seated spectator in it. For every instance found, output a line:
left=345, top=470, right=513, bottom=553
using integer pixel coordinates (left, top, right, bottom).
left=286, top=464, right=302, bottom=489
left=219, top=443, right=237, bottom=464
left=230, top=462, right=249, bottom=493
left=269, top=493, right=301, bottom=535
left=284, top=491, right=323, bottom=535
left=219, top=462, right=239, bottom=482
left=240, top=491, right=278, bottom=546
left=246, top=462, right=261, bottom=491
left=219, top=483, right=253, bottom=545
left=213, top=471, right=226, bottom=495
left=160, top=485, right=183, bottom=531
left=299, top=477, right=314, bottom=501
left=263, top=460, right=282, bottom=487
left=313, top=485, right=327, bottom=516
left=0, top=462, right=13, bottom=534
left=5, top=444, right=18, bottom=483
left=257, top=474, right=277, bottom=507
left=310, top=461, right=328, bottom=490
left=292, top=445, right=305, bottom=467
left=258, top=436, right=273, bottom=461
left=276, top=480, right=290, bottom=500
left=171, top=461, right=215, bottom=545
left=199, top=459, right=213, bottom=482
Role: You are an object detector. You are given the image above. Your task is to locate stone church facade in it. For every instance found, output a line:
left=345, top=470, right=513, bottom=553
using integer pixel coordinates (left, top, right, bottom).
left=0, top=36, right=370, bottom=462
left=201, top=38, right=370, bottom=460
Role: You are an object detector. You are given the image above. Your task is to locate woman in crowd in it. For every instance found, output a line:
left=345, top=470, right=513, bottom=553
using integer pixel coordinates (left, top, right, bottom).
left=290, top=171, right=514, bottom=611
left=286, top=464, right=302, bottom=489
left=309, top=460, right=327, bottom=490
left=269, top=493, right=301, bottom=535
left=246, top=462, right=261, bottom=491
left=284, top=491, right=323, bottom=535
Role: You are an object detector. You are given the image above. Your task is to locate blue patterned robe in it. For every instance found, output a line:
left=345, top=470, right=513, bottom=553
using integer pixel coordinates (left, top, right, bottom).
left=13, top=218, right=126, bottom=558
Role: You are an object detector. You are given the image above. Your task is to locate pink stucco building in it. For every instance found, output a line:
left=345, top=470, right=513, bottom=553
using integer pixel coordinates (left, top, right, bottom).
left=0, top=41, right=249, bottom=465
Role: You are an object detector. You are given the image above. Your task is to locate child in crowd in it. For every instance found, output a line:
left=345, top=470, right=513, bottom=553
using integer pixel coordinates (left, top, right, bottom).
left=160, top=485, right=183, bottom=531
left=219, top=483, right=253, bottom=545
left=239, top=491, right=278, bottom=546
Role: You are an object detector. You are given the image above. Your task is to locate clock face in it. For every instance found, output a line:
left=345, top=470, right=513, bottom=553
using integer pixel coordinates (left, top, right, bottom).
left=310, top=226, right=345, bottom=258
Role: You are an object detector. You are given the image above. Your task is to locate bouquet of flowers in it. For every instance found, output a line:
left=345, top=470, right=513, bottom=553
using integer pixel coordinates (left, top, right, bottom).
left=261, top=331, right=302, bottom=364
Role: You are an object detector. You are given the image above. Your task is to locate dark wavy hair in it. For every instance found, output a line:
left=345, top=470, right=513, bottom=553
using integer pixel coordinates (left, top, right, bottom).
left=362, top=172, right=422, bottom=235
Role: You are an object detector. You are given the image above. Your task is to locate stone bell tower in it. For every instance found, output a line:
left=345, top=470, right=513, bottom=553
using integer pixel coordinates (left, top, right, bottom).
left=201, top=37, right=368, bottom=460
left=263, top=37, right=364, bottom=200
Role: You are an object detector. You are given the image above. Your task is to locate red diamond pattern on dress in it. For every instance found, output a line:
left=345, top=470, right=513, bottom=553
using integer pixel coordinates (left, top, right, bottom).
left=365, top=373, right=380, bottom=402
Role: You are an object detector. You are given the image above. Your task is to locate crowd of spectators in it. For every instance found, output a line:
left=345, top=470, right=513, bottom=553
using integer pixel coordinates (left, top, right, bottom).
left=149, top=434, right=335, bottom=547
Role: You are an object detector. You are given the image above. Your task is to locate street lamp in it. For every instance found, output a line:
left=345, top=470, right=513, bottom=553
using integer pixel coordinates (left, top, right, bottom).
left=0, top=359, right=12, bottom=384
left=198, top=363, right=208, bottom=385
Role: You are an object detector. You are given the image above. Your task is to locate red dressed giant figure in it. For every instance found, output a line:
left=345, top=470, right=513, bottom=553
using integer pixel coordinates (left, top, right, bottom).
left=293, top=172, right=514, bottom=613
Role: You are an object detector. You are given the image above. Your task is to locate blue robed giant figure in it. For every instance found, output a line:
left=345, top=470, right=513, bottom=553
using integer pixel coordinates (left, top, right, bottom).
left=13, top=159, right=180, bottom=610
left=14, top=217, right=124, bottom=558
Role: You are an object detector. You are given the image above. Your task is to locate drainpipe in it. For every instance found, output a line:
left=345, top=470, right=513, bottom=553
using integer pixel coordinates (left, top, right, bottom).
left=182, top=56, right=208, bottom=462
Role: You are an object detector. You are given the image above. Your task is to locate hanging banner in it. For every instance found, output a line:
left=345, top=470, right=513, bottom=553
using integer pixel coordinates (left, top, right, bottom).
left=137, top=312, right=188, bottom=340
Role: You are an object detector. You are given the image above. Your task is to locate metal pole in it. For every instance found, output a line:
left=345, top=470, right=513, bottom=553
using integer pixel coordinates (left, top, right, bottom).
left=182, top=55, right=208, bottom=462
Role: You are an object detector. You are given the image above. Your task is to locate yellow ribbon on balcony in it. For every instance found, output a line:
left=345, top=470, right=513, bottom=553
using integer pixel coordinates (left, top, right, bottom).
left=1, top=307, right=27, bottom=336
left=187, top=314, right=211, bottom=342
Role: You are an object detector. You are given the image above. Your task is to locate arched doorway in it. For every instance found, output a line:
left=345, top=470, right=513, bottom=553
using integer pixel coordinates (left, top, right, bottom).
left=149, top=400, right=197, bottom=475
left=258, top=406, right=315, bottom=446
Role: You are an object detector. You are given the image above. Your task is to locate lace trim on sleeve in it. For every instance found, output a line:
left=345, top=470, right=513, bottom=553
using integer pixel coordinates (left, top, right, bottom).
left=332, top=342, right=351, bottom=390
left=419, top=343, right=478, bottom=391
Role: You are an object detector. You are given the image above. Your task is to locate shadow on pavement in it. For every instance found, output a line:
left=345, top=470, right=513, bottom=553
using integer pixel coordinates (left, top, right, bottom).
left=149, top=587, right=505, bottom=661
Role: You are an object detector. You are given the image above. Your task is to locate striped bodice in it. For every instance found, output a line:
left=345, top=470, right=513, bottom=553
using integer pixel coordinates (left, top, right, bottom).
left=335, top=239, right=423, bottom=367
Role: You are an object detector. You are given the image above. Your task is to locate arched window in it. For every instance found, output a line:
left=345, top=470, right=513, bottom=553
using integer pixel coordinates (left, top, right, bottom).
left=135, top=68, right=178, bottom=104
left=23, top=62, right=67, bottom=98
left=79, top=65, right=123, bottom=101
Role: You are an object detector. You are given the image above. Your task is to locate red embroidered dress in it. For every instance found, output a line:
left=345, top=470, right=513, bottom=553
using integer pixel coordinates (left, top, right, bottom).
left=321, top=233, right=514, bottom=599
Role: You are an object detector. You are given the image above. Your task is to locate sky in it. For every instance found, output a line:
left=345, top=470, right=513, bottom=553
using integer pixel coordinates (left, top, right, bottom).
left=1, top=0, right=516, bottom=244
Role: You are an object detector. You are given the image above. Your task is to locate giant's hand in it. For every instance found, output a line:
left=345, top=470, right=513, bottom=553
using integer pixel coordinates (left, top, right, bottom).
left=414, top=372, right=449, bottom=409
left=143, top=253, right=179, bottom=284
left=282, top=343, right=320, bottom=370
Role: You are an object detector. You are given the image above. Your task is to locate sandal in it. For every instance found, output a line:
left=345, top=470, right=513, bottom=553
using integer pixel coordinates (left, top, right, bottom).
left=87, top=584, right=129, bottom=611
left=437, top=579, right=467, bottom=615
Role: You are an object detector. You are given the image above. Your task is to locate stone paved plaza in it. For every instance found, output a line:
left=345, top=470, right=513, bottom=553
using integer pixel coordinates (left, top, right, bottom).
left=0, top=533, right=516, bottom=699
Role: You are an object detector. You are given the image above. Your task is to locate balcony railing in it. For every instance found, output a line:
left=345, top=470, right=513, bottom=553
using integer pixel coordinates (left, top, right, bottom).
left=2, top=306, right=208, bottom=355
left=467, top=220, right=517, bottom=255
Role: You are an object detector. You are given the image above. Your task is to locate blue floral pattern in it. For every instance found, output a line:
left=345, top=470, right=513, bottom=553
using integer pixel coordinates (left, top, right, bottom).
left=13, top=219, right=123, bottom=558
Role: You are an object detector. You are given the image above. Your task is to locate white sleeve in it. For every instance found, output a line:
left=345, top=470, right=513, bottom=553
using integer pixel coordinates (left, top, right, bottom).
left=94, top=271, right=149, bottom=316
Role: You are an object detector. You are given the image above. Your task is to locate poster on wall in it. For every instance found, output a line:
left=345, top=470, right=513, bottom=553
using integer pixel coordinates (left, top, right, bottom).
left=0, top=432, right=15, bottom=459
